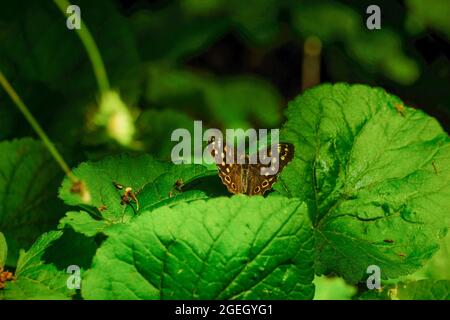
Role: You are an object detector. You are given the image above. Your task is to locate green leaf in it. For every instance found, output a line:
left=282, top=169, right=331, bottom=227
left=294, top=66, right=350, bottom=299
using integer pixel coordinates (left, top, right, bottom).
left=277, top=83, right=450, bottom=283
left=59, top=154, right=171, bottom=220
left=132, top=3, right=228, bottom=62
left=0, top=138, right=65, bottom=266
left=313, top=276, right=356, bottom=300
left=145, top=65, right=282, bottom=129
left=291, top=0, right=360, bottom=41
left=141, top=190, right=210, bottom=212
left=412, top=233, right=450, bottom=280
left=137, top=164, right=214, bottom=211
left=180, top=0, right=281, bottom=44
left=348, top=30, right=420, bottom=85
left=136, top=109, right=196, bottom=160
left=15, top=231, right=62, bottom=275
left=358, top=280, right=450, bottom=300
left=58, top=211, right=113, bottom=238
left=132, top=0, right=280, bottom=62
left=82, top=196, right=314, bottom=300
left=225, top=0, right=281, bottom=44
left=406, top=0, right=450, bottom=39
left=291, top=0, right=420, bottom=84
left=2, top=231, right=74, bottom=300
left=0, top=232, right=7, bottom=268
left=357, top=288, right=392, bottom=300
left=396, top=280, right=450, bottom=300
left=59, top=153, right=213, bottom=236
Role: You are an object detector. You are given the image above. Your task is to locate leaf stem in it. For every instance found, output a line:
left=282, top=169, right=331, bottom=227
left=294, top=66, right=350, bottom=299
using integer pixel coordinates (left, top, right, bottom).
left=0, top=72, right=77, bottom=183
left=53, top=0, right=110, bottom=94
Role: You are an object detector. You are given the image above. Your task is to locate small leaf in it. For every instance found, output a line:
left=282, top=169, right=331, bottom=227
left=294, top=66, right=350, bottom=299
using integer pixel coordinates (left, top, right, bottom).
left=82, top=196, right=314, bottom=300
left=15, top=231, right=63, bottom=275
left=58, top=211, right=113, bottom=238
left=2, top=231, right=74, bottom=300
left=0, top=232, right=7, bottom=268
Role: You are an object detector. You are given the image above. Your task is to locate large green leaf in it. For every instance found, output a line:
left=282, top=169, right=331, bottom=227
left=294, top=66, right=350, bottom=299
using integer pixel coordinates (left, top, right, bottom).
left=276, top=83, right=450, bottom=283
left=0, top=138, right=65, bottom=266
left=1, top=231, right=74, bottom=300
left=59, top=154, right=212, bottom=235
left=82, top=196, right=314, bottom=299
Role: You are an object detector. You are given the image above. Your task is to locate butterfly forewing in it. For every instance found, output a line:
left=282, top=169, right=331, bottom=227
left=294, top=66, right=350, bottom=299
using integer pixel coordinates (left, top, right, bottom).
left=208, top=137, right=244, bottom=194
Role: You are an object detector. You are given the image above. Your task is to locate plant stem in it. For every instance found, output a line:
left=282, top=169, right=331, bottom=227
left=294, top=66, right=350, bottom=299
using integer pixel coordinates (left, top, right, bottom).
left=0, top=72, right=78, bottom=183
left=301, top=36, right=322, bottom=91
left=53, top=0, right=110, bottom=94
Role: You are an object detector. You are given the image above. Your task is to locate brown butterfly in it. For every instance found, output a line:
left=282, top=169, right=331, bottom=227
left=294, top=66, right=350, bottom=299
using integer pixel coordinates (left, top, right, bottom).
left=208, top=137, right=294, bottom=195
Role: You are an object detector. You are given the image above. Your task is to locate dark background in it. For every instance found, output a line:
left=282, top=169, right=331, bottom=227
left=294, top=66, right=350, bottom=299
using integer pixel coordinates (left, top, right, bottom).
left=0, top=0, right=449, bottom=161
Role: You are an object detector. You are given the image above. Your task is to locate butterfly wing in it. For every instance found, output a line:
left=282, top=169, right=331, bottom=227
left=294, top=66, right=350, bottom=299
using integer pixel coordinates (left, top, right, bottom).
left=246, top=143, right=294, bottom=195
left=208, top=137, right=245, bottom=194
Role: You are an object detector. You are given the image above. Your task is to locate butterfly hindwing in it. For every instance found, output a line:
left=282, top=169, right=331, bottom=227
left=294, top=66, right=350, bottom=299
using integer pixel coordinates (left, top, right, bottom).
left=247, top=143, right=295, bottom=195
left=218, top=164, right=243, bottom=194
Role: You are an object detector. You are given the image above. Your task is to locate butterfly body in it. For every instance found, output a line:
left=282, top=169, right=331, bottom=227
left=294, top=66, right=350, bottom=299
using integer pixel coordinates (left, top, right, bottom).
left=209, top=138, right=294, bottom=196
